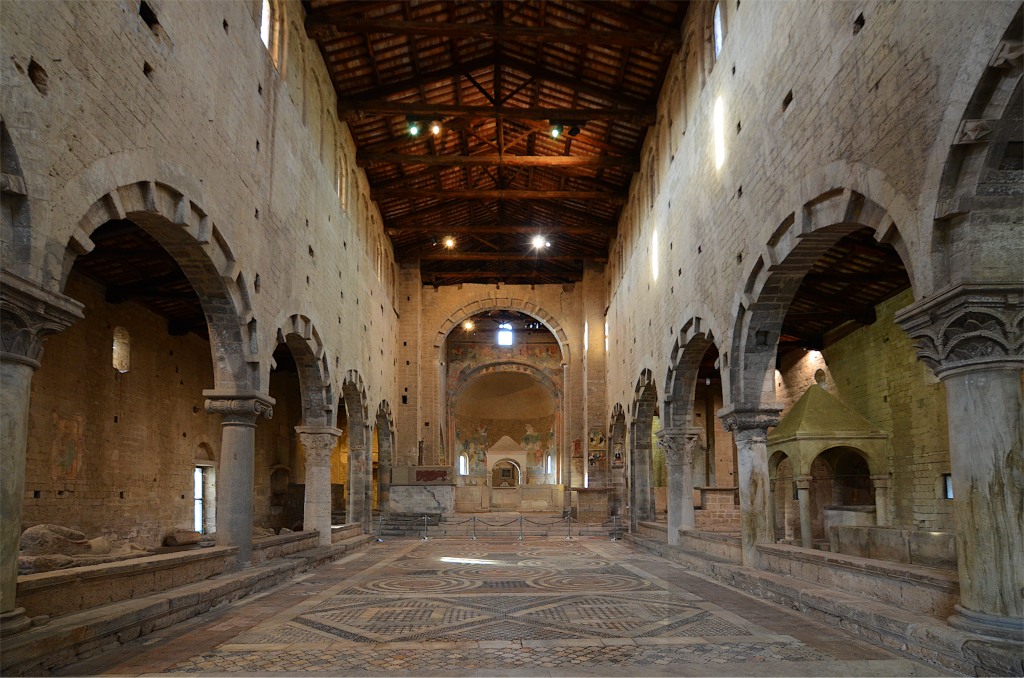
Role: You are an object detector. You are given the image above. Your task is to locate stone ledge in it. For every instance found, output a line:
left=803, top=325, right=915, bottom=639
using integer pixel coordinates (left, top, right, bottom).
left=626, top=533, right=1021, bottom=676
left=1, top=534, right=374, bottom=676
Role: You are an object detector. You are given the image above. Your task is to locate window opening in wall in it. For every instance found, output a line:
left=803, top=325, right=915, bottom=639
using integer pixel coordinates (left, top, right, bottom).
left=497, top=322, right=513, bottom=346
left=712, top=3, right=724, bottom=59
left=112, top=327, right=130, bottom=373
left=194, top=467, right=205, bottom=532
left=546, top=454, right=554, bottom=475
left=459, top=454, right=468, bottom=476
left=260, top=0, right=272, bottom=48
left=942, top=473, right=953, bottom=499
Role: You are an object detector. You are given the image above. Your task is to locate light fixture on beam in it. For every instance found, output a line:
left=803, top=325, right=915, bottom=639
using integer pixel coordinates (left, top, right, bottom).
left=430, top=121, right=442, bottom=136
left=550, top=124, right=564, bottom=139
left=462, top=320, right=474, bottom=331
left=568, top=124, right=582, bottom=137
left=407, top=117, right=421, bottom=136
left=443, top=235, right=456, bottom=249
left=531, top=235, right=551, bottom=249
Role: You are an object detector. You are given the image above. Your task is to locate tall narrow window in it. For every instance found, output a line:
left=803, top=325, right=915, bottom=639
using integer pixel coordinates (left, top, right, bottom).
left=112, top=326, right=130, bottom=373
left=497, top=322, right=513, bottom=346
left=194, top=467, right=205, bottom=532
left=459, top=454, right=469, bottom=476
left=546, top=454, right=555, bottom=475
left=942, top=473, right=954, bottom=499
left=712, top=3, right=724, bottom=59
left=260, top=0, right=272, bottom=48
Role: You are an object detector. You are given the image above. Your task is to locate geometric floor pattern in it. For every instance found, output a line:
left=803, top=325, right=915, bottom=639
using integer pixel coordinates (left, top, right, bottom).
left=59, top=537, right=950, bottom=676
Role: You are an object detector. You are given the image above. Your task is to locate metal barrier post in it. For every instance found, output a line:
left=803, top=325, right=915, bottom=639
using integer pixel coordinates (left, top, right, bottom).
left=566, top=515, right=573, bottom=540
left=471, top=515, right=477, bottom=540
left=518, top=515, right=524, bottom=541
left=610, top=514, right=620, bottom=541
left=376, top=513, right=385, bottom=542
left=422, top=514, right=429, bottom=541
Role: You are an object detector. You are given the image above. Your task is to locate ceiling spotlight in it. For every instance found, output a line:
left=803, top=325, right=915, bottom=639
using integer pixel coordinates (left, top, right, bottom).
left=443, top=236, right=456, bottom=249
left=407, top=118, right=421, bottom=136
left=430, top=122, right=442, bottom=135
left=568, top=125, right=581, bottom=137
left=463, top=320, right=475, bottom=331
left=431, top=236, right=438, bottom=246
left=532, top=235, right=550, bottom=249
left=550, top=124, right=563, bottom=139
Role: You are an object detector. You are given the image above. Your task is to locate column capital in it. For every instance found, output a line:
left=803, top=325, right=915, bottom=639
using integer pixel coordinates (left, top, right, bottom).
left=1, top=271, right=84, bottom=369
left=870, top=474, right=892, bottom=489
left=296, top=426, right=342, bottom=466
left=656, top=426, right=703, bottom=465
left=717, top=404, right=783, bottom=440
left=794, top=475, right=813, bottom=490
left=204, top=389, right=275, bottom=425
left=894, top=282, right=1023, bottom=379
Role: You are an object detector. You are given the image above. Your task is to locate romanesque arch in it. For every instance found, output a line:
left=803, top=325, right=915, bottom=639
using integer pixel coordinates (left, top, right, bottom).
left=272, top=313, right=334, bottom=427
left=0, top=119, right=31, bottom=278
left=375, top=400, right=394, bottom=512
left=341, top=370, right=371, bottom=531
left=59, top=180, right=257, bottom=390
left=728, top=183, right=915, bottom=409
left=433, top=297, right=571, bottom=362
left=629, top=369, right=658, bottom=530
left=665, top=313, right=722, bottom=428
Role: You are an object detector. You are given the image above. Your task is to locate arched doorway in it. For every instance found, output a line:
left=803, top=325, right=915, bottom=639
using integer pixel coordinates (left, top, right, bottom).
left=630, top=370, right=658, bottom=531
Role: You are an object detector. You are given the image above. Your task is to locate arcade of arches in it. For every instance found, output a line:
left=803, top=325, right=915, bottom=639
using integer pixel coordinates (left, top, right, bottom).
left=0, top=0, right=1021, bottom=675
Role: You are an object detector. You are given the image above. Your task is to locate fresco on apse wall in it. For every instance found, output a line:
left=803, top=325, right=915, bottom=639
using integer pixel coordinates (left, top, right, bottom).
left=453, top=416, right=558, bottom=480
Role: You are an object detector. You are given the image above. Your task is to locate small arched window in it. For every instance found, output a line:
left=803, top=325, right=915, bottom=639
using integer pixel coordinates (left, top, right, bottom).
left=712, top=2, right=724, bottom=60
left=458, top=454, right=469, bottom=476
left=546, top=454, right=555, bottom=475
left=112, top=327, right=130, bottom=373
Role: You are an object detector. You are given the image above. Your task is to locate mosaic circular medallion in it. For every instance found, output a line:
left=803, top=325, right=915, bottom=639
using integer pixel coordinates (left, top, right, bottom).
left=531, top=573, right=651, bottom=591
left=359, top=575, right=477, bottom=593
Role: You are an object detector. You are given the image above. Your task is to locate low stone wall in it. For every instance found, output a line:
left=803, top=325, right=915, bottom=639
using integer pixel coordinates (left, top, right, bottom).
left=251, top=532, right=319, bottom=564
left=331, top=523, right=364, bottom=543
left=2, top=534, right=374, bottom=676
left=680, top=531, right=742, bottom=562
left=756, top=543, right=959, bottom=618
left=16, top=546, right=238, bottom=620
left=829, top=525, right=956, bottom=569
left=694, top=488, right=740, bottom=531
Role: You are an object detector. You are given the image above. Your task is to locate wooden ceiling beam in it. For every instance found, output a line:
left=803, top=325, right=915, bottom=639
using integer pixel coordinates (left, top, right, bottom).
left=359, top=152, right=639, bottom=169
left=306, top=16, right=682, bottom=52
left=413, top=251, right=603, bottom=261
left=374, top=188, right=626, bottom=202
left=326, top=55, right=494, bottom=102
left=387, top=222, right=615, bottom=234
left=339, top=101, right=655, bottom=125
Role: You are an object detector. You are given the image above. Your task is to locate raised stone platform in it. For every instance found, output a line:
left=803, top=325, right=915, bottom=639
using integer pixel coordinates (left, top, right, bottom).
left=626, top=532, right=1021, bottom=676
left=2, top=530, right=372, bottom=676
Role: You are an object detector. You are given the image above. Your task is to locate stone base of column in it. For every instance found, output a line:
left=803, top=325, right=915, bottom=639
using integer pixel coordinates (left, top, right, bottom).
left=949, top=605, right=1024, bottom=642
left=0, top=607, right=32, bottom=637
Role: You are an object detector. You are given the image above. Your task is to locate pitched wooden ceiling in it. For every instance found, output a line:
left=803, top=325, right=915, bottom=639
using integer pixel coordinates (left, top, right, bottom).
left=305, top=0, right=690, bottom=285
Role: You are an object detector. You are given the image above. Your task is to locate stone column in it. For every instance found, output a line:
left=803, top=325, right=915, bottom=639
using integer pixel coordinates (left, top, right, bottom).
left=656, top=427, right=700, bottom=546
left=794, top=476, right=813, bottom=549
left=204, top=390, right=274, bottom=569
left=347, top=422, right=372, bottom=532
left=896, top=283, right=1023, bottom=641
left=297, top=426, right=341, bottom=546
left=870, top=474, right=891, bottom=527
left=719, top=405, right=782, bottom=568
left=0, top=273, right=83, bottom=637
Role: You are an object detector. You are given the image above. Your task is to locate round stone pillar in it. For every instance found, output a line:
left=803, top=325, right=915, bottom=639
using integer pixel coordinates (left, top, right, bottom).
left=656, top=427, right=700, bottom=546
left=794, top=476, right=813, bottom=549
left=896, top=283, right=1023, bottom=641
left=204, top=391, right=274, bottom=569
left=297, top=427, right=341, bottom=546
left=347, top=423, right=373, bottom=532
left=0, top=272, right=83, bottom=637
left=719, top=405, right=782, bottom=568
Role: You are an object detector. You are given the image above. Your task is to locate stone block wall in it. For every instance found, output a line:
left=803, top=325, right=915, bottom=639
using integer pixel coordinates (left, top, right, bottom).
left=600, top=1, right=1012, bottom=531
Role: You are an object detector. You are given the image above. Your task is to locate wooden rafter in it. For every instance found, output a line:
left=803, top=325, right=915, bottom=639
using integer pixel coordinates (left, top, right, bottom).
left=358, top=153, right=639, bottom=168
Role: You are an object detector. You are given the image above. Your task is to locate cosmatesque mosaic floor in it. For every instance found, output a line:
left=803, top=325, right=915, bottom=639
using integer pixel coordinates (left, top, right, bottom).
left=61, top=538, right=948, bottom=677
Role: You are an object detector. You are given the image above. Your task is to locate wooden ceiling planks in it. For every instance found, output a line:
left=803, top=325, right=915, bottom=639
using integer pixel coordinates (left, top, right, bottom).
left=307, top=0, right=689, bottom=284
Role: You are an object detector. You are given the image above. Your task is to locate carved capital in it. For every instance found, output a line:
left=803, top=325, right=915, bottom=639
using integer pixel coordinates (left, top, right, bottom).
left=656, top=426, right=703, bottom=466
left=296, top=426, right=341, bottom=466
left=794, top=475, right=813, bottom=491
left=718, top=404, right=782, bottom=442
left=1, top=272, right=84, bottom=369
left=204, top=389, right=275, bottom=425
left=895, top=283, right=1023, bottom=379
left=870, top=474, right=892, bottom=489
